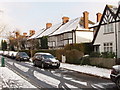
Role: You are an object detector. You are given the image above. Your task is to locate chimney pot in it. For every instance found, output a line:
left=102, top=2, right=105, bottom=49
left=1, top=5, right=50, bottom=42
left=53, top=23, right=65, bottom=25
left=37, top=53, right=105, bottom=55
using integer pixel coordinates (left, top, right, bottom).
left=62, top=17, right=69, bottom=24
left=23, top=33, right=27, bottom=36
left=83, top=11, right=89, bottom=29
left=46, top=23, right=52, bottom=29
left=30, top=30, right=35, bottom=36
left=15, top=32, right=20, bottom=38
left=96, top=13, right=102, bottom=22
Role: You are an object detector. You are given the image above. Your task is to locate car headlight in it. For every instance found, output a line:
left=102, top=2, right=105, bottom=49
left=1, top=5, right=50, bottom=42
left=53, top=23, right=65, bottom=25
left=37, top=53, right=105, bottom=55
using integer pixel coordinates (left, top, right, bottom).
left=57, top=60, right=60, bottom=63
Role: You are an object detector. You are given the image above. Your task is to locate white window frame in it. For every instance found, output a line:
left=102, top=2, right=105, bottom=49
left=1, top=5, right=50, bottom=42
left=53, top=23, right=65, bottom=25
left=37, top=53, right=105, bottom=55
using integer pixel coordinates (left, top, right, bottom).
left=103, top=42, right=113, bottom=52
left=104, top=23, right=114, bottom=33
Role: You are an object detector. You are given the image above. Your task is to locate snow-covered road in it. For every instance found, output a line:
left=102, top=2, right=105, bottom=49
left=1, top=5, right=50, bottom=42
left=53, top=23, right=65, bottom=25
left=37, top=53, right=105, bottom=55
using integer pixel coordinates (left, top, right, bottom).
left=2, top=57, right=117, bottom=90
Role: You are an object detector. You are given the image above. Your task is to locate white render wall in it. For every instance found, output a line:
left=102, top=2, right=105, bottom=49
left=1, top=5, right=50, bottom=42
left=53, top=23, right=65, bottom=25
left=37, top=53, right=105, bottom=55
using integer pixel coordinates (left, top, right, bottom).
left=76, top=31, right=93, bottom=43
left=94, top=24, right=116, bottom=54
left=117, top=22, right=120, bottom=58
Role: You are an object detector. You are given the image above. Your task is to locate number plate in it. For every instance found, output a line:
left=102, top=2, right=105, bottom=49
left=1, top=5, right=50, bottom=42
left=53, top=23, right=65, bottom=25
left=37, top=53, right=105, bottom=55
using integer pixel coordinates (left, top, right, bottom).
left=52, top=64, right=57, bottom=66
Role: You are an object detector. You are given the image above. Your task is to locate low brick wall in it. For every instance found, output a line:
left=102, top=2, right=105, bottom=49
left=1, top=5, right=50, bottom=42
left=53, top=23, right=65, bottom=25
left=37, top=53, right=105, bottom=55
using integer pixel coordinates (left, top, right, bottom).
left=89, top=58, right=116, bottom=69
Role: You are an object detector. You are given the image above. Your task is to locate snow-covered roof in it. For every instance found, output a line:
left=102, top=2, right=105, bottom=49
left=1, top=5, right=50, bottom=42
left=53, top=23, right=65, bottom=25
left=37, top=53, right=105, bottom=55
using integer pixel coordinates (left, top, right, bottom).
left=29, top=17, right=94, bottom=38
left=35, top=52, right=52, bottom=55
left=37, top=23, right=62, bottom=38
left=28, top=28, right=45, bottom=40
left=50, top=17, right=93, bottom=36
left=89, top=22, right=99, bottom=28
left=50, top=18, right=80, bottom=36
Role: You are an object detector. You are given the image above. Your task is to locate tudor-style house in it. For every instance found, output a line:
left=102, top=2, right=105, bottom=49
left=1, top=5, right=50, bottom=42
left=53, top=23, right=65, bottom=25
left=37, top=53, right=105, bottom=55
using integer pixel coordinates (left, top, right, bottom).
left=93, top=4, right=120, bottom=58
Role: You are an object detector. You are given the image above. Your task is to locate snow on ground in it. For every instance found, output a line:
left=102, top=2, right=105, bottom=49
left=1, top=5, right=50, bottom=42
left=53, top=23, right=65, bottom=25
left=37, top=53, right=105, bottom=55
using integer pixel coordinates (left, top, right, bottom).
left=0, top=67, right=37, bottom=89
left=34, top=71, right=60, bottom=88
left=28, top=59, right=111, bottom=79
left=60, top=63, right=111, bottom=79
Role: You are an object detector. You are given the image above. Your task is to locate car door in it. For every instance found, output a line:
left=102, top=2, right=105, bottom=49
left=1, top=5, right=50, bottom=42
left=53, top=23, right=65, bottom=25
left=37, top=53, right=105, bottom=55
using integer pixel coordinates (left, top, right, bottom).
left=16, top=53, right=20, bottom=60
left=35, top=54, right=42, bottom=66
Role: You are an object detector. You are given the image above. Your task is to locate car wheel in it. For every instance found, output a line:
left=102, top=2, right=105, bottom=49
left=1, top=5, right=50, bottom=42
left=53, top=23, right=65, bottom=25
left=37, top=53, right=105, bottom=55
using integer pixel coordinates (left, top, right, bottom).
left=33, top=61, right=36, bottom=66
left=41, top=63, right=44, bottom=68
left=56, top=66, right=60, bottom=69
left=116, top=77, right=120, bottom=89
left=19, top=59, right=21, bottom=62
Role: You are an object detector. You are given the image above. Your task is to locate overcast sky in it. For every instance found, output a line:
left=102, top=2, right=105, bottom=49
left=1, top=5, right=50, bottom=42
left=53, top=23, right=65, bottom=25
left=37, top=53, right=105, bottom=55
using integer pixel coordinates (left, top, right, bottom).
left=0, top=0, right=119, bottom=35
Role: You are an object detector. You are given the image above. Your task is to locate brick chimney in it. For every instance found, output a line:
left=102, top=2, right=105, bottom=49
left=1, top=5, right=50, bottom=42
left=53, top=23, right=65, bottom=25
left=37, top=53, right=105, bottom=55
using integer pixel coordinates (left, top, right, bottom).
left=83, top=11, right=89, bottom=29
left=15, top=32, right=20, bottom=38
left=23, top=33, right=27, bottom=36
left=62, top=17, right=69, bottom=24
left=30, top=30, right=35, bottom=36
left=46, top=23, right=52, bottom=29
left=96, top=13, right=102, bottom=22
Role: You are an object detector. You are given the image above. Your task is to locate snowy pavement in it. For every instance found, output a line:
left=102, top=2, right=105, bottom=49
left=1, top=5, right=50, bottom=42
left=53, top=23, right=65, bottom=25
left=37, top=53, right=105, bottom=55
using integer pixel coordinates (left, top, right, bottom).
left=60, top=63, right=111, bottom=79
left=0, top=67, right=37, bottom=89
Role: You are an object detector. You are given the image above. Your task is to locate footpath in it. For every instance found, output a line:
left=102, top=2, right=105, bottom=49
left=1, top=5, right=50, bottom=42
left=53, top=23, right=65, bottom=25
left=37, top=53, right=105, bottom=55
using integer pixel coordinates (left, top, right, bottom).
left=61, top=63, right=111, bottom=79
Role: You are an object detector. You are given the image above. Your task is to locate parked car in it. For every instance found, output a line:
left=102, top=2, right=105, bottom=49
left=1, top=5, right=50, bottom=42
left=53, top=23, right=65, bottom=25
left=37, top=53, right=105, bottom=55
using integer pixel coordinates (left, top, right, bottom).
left=32, top=52, right=60, bottom=68
left=11, top=52, right=18, bottom=59
left=2, top=51, right=9, bottom=57
left=7, top=51, right=14, bottom=58
left=16, top=52, right=30, bottom=61
left=110, top=65, right=120, bottom=89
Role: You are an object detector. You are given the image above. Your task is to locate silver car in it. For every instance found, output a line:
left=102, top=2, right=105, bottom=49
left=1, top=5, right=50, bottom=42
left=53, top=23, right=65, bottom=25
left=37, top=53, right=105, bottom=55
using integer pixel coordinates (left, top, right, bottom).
left=110, top=65, right=120, bottom=89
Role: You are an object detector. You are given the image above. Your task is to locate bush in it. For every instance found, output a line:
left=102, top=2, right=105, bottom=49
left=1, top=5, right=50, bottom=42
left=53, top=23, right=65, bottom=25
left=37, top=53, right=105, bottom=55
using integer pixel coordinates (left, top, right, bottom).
left=101, top=52, right=115, bottom=58
left=89, top=52, right=101, bottom=57
left=82, top=43, right=93, bottom=55
left=80, top=56, right=90, bottom=65
left=40, top=36, right=48, bottom=49
left=64, top=43, right=93, bottom=55
left=56, top=49, right=65, bottom=61
left=64, top=44, right=84, bottom=52
left=65, top=49, right=84, bottom=64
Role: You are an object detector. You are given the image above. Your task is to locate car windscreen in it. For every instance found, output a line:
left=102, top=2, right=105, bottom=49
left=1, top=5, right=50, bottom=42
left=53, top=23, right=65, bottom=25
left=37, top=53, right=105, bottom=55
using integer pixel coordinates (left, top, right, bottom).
left=19, top=52, right=28, bottom=57
left=41, top=54, right=54, bottom=59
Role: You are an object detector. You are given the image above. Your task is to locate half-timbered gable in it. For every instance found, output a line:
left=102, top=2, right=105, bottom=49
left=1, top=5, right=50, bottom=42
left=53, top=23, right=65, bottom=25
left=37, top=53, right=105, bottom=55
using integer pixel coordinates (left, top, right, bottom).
left=93, top=4, right=120, bottom=58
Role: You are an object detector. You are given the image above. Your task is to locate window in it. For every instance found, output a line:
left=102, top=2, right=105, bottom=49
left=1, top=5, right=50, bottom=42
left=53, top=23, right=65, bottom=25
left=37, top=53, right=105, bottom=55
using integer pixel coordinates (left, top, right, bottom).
left=118, top=22, right=120, bottom=31
left=104, top=23, right=114, bottom=33
left=94, top=45, right=100, bottom=52
left=104, top=42, right=113, bottom=52
left=69, top=39, right=72, bottom=44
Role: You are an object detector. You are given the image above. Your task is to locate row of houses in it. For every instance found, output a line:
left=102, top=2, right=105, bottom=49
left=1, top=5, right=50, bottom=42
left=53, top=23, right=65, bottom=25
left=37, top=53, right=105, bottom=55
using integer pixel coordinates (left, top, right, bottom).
left=27, top=11, right=96, bottom=49
left=12, top=4, right=120, bottom=58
